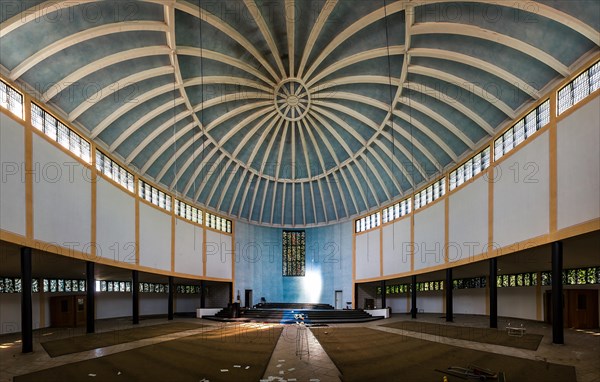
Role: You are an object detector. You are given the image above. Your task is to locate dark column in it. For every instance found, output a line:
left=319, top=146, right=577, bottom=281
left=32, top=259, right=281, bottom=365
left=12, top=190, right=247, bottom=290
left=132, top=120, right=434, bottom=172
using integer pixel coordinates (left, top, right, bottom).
left=20, top=247, right=33, bottom=353
left=86, top=261, right=95, bottom=333
left=489, top=258, right=498, bottom=328
left=411, top=275, right=417, bottom=319
left=132, top=270, right=139, bottom=325
left=380, top=280, right=387, bottom=309
left=200, top=280, right=206, bottom=308
left=552, top=241, right=564, bottom=344
left=168, top=276, right=174, bottom=320
left=229, top=282, right=233, bottom=303
left=354, top=283, right=359, bottom=309
left=446, top=268, right=453, bottom=322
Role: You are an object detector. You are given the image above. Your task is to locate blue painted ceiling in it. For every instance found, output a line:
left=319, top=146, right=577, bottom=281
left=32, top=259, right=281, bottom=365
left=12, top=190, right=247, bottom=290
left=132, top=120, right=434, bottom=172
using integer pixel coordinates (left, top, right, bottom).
left=1, top=0, right=598, bottom=226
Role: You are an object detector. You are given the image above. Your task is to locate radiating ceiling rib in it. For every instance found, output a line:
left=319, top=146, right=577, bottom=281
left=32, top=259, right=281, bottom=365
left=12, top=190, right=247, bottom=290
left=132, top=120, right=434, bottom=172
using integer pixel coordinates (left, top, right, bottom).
left=242, top=115, right=284, bottom=168
left=274, top=121, right=290, bottom=181
left=124, top=110, right=192, bottom=163
left=110, top=100, right=187, bottom=151
left=377, top=129, right=427, bottom=182
left=175, top=1, right=281, bottom=82
left=206, top=158, right=234, bottom=207
left=208, top=107, right=276, bottom=149
left=190, top=148, right=223, bottom=202
left=42, top=46, right=172, bottom=101
left=300, top=114, right=349, bottom=217
left=360, top=151, right=393, bottom=200
left=69, top=66, right=175, bottom=121
left=270, top=179, right=278, bottom=224
left=299, top=118, right=332, bottom=221
left=227, top=168, right=249, bottom=215
left=237, top=172, right=257, bottom=220
left=296, top=124, right=319, bottom=222
left=175, top=144, right=219, bottom=193
left=421, top=0, right=599, bottom=46
left=372, top=139, right=416, bottom=188
left=285, top=0, right=295, bottom=77
left=177, top=47, right=276, bottom=86
left=398, top=99, right=475, bottom=149
left=307, top=110, right=390, bottom=204
left=300, top=181, right=306, bottom=225
left=242, top=0, right=287, bottom=79
left=228, top=110, right=279, bottom=157
left=192, top=92, right=273, bottom=113
left=147, top=128, right=198, bottom=176
left=311, top=75, right=401, bottom=93
left=202, top=101, right=273, bottom=134
left=391, top=107, right=458, bottom=162
left=410, top=48, right=540, bottom=99
left=90, top=83, right=176, bottom=138
left=0, top=0, right=107, bottom=37
left=9, top=21, right=169, bottom=81
left=281, top=183, right=287, bottom=225
left=307, top=113, right=349, bottom=218
left=258, top=179, right=270, bottom=223
left=174, top=106, right=275, bottom=190
left=303, top=1, right=406, bottom=82
left=296, top=0, right=338, bottom=78
left=248, top=175, right=263, bottom=223
left=258, top=119, right=286, bottom=175
left=387, top=119, right=443, bottom=172
left=216, top=163, right=241, bottom=211
left=306, top=46, right=405, bottom=88
left=408, top=65, right=516, bottom=119
left=193, top=152, right=227, bottom=201
left=301, top=114, right=346, bottom=219
left=183, top=76, right=273, bottom=94
left=402, top=83, right=495, bottom=136
left=411, top=22, right=569, bottom=77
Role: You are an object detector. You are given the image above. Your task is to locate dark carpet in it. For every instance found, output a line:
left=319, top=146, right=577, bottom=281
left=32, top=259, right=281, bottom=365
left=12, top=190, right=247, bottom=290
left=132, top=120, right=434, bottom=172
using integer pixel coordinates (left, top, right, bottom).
left=41, top=322, right=206, bottom=357
left=381, top=320, right=543, bottom=350
left=312, top=327, right=575, bottom=382
left=18, top=324, right=282, bottom=382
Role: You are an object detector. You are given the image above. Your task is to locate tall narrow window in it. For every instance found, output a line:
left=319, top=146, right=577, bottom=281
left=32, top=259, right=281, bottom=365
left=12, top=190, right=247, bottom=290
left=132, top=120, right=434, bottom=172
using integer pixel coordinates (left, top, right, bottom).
left=282, top=231, right=306, bottom=276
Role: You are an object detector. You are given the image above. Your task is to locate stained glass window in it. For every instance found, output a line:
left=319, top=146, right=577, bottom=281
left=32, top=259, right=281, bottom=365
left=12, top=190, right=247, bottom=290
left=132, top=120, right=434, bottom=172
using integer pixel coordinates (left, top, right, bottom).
left=283, top=230, right=306, bottom=276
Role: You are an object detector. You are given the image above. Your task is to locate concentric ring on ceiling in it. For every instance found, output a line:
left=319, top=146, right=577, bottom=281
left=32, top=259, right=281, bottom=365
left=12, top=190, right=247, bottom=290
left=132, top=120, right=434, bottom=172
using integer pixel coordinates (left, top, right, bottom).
left=1, top=0, right=598, bottom=226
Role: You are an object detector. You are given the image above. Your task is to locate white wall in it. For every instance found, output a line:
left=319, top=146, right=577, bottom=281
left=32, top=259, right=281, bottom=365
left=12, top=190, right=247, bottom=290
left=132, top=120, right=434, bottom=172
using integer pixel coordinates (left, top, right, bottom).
left=33, top=133, right=91, bottom=253
left=449, top=176, right=488, bottom=262
left=96, top=177, right=136, bottom=263
left=138, top=203, right=171, bottom=271
left=387, top=295, right=409, bottom=314
left=205, top=230, right=233, bottom=279
left=355, top=229, right=380, bottom=280
left=175, top=295, right=200, bottom=313
left=0, top=112, right=26, bottom=236
left=414, top=201, right=445, bottom=270
left=417, top=292, right=443, bottom=313
left=382, top=218, right=411, bottom=276
left=498, top=287, right=537, bottom=320
left=174, top=219, right=203, bottom=276
left=493, top=131, right=550, bottom=248
left=139, top=294, right=168, bottom=316
left=454, top=288, right=486, bottom=315
left=557, top=96, right=600, bottom=230
left=96, top=293, right=131, bottom=320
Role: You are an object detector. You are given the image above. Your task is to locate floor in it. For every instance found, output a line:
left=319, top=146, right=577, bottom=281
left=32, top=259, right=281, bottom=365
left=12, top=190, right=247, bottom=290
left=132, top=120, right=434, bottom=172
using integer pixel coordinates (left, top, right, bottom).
left=0, top=314, right=598, bottom=382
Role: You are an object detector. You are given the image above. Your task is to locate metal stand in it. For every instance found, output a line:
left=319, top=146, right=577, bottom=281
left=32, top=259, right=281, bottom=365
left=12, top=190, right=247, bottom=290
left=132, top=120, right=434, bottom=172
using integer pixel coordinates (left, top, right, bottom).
left=295, top=324, right=310, bottom=359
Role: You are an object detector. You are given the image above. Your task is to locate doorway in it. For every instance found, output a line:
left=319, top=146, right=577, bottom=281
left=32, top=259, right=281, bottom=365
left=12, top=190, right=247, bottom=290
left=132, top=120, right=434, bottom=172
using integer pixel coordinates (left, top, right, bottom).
left=545, top=289, right=599, bottom=329
left=334, top=290, right=343, bottom=309
left=244, top=289, right=253, bottom=309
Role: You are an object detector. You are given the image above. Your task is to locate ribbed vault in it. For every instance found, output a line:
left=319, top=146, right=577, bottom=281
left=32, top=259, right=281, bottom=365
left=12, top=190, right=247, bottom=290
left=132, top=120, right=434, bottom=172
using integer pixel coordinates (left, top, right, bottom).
left=1, top=0, right=598, bottom=226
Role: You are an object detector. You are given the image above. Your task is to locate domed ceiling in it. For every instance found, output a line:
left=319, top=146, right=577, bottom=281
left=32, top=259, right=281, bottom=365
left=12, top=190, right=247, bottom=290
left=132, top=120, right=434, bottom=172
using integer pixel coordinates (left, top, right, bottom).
left=1, top=0, right=598, bottom=226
